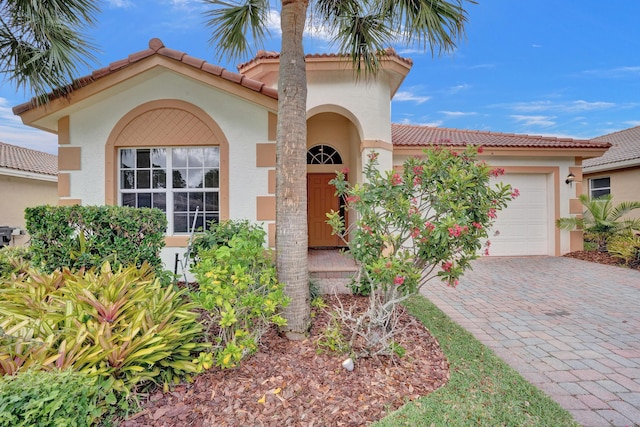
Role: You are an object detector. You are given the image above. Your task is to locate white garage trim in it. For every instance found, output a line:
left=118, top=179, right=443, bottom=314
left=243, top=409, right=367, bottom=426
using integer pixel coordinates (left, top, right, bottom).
left=487, top=166, right=560, bottom=256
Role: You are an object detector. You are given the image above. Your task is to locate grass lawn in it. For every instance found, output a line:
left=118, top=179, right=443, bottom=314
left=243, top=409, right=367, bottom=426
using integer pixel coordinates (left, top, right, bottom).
left=374, top=295, right=581, bottom=427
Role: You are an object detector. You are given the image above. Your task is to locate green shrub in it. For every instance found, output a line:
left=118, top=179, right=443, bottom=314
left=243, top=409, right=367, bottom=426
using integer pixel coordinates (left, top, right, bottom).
left=0, top=262, right=208, bottom=393
left=191, top=227, right=289, bottom=369
left=557, top=194, right=640, bottom=252
left=189, top=219, right=266, bottom=264
left=315, top=314, right=350, bottom=355
left=0, top=369, right=104, bottom=427
left=24, top=205, right=167, bottom=273
left=608, top=232, right=640, bottom=267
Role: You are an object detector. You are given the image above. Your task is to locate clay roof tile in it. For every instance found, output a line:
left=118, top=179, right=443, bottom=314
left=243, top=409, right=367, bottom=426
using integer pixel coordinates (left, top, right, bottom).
left=0, top=142, right=57, bottom=176
left=584, top=126, right=640, bottom=169
left=391, top=124, right=611, bottom=150
left=12, top=38, right=279, bottom=116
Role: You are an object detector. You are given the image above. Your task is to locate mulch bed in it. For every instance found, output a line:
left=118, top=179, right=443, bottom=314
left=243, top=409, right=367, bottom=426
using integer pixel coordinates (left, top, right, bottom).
left=120, top=251, right=632, bottom=426
left=121, top=295, right=449, bottom=427
left=562, top=250, right=629, bottom=267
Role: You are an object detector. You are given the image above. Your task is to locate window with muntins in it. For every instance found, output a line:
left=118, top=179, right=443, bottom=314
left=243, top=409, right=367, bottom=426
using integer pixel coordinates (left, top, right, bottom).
left=590, top=177, right=611, bottom=198
left=119, top=147, right=219, bottom=233
left=307, top=144, right=343, bottom=165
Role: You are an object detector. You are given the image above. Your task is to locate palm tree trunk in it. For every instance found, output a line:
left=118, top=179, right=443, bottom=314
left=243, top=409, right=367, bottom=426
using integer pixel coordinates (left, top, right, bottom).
left=277, top=0, right=310, bottom=339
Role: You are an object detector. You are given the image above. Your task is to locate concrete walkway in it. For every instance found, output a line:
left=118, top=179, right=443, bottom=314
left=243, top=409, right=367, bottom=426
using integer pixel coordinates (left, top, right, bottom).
left=420, top=256, right=640, bottom=427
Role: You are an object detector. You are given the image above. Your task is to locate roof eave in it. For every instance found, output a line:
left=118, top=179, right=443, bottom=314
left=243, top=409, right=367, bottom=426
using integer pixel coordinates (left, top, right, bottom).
left=239, top=53, right=413, bottom=99
left=0, top=167, right=57, bottom=182
left=15, top=55, right=279, bottom=132
left=583, top=157, right=640, bottom=174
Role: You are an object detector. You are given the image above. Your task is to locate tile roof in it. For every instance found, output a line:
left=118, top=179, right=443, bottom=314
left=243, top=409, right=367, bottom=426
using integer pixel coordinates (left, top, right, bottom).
left=583, top=126, right=640, bottom=169
left=392, top=124, right=612, bottom=150
left=0, top=142, right=57, bottom=176
left=237, top=47, right=413, bottom=70
left=13, top=38, right=278, bottom=115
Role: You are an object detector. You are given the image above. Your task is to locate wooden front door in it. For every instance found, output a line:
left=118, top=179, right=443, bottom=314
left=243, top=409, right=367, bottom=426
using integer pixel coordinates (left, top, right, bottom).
left=307, top=173, right=345, bottom=247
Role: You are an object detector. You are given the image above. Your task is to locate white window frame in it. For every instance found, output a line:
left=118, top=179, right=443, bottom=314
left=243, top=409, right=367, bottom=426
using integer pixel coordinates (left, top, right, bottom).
left=589, top=176, right=611, bottom=199
left=118, top=147, right=220, bottom=235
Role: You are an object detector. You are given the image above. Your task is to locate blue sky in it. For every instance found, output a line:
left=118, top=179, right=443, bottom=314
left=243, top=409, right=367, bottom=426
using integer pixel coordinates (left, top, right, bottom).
left=2, top=0, right=640, bottom=154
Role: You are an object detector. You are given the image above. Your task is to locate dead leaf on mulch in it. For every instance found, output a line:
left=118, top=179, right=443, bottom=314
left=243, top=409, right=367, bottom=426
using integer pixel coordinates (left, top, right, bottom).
left=121, top=295, right=449, bottom=427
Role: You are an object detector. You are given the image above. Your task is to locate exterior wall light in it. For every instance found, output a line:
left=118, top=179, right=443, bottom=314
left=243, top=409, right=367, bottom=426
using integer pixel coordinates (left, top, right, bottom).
left=565, top=172, right=576, bottom=185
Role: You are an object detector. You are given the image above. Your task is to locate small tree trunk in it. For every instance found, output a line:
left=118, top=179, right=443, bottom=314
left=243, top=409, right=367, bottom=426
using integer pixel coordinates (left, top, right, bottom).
left=276, top=0, right=311, bottom=339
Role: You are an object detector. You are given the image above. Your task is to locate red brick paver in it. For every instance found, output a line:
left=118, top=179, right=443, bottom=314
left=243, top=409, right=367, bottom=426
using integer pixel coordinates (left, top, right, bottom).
left=420, top=257, right=640, bottom=427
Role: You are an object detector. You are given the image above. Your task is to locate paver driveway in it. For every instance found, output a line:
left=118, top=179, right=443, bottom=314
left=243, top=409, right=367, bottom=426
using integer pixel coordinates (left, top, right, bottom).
left=420, top=256, right=640, bottom=427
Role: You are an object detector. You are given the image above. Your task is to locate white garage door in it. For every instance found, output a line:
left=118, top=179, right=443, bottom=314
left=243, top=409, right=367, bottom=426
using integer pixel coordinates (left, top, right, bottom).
left=486, top=173, right=551, bottom=256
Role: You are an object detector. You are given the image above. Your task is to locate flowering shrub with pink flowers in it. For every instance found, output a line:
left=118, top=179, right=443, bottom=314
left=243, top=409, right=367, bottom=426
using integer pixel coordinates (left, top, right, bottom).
left=326, top=146, right=517, bottom=356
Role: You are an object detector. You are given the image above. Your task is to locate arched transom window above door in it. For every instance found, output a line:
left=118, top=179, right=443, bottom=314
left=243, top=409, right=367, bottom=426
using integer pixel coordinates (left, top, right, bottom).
left=307, top=144, right=343, bottom=165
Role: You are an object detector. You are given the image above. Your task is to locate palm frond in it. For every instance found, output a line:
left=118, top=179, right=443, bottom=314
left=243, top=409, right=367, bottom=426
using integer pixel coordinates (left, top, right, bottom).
left=556, top=217, right=584, bottom=231
left=333, top=9, right=394, bottom=76
left=203, top=0, right=270, bottom=61
left=311, top=0, right=473, bottom=76
left=0, top=0, right=99, bottom=100
left=617, top=218, right=640, bottom=233
left=381, top=0, right=474, bottom=54
left=609, top=200, right=640, bottom=222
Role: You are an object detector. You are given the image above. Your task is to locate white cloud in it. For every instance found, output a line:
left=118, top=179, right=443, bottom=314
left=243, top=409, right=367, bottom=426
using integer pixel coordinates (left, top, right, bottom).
left=582, top=66, right=640, bottom=78
left=510, top=115, right=556, bottom=128
left=0, top=98, right=57, bottom=154
left=568, top=100, right=616, bottom=112
left=397, top=117, right=442, bottom=127
left=447, top=84, right=470, bottom=94
left=510, top=100, right=615, bottom=113
left=106, top=0, right=132, bottom=8
left=510, top=101, right=553, bottom=112
left=469, top=63, right=496, bottom=70
left=393, top=91, right=430, bottom=104
left=440, top=111, right=476, bottom=117
left=265, top=9, right=283, bottom=36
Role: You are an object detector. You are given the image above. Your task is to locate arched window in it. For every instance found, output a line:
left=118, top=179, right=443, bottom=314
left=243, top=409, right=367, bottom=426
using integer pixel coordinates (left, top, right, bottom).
left=307, top=144, right=343, bottom=165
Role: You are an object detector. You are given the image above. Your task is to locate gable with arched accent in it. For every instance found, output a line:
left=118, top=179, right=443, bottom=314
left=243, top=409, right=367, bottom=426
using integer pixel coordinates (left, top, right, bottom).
left=105, top=99, right=229, bottom=246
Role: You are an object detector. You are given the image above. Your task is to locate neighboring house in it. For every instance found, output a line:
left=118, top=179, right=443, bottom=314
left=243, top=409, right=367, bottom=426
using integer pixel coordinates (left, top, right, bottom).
left=583, top=126, right=640, bottom=211
left=12, top=38, right=609, bottom=268
left=0, top=142, right=58, bottom=246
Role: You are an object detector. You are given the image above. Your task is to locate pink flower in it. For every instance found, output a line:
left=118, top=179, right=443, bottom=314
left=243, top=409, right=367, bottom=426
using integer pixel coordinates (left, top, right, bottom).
left=444, top=277, right=459, bottom=287
left=477, top=146, right=484, bottom=154
left=472, top=222, right=483, bottom=229
left=345, top=195, right=360, bottom=204
left=394, top=276, right=405, bottom=286
left=442, top=261, right=453, bottom=272
left=485, top=240, right=491, bottom=247
left=413, top=176, right=422, bottom=186
left=484, top=248, right=490, bottom=256
left=368, top=152, right=379, bottom=161
left=341, top=167, right=350, bottom=174
left=511, top=188, right=520, bottom=198
left=488, top=208, right=497, bottom=219
left=424, top=221, right=435, bottom=231
left=413, top=165, right=424, bottom=175
left=361, top=224, right=373, bottom=235
left=448, top=224, right=466, bottom=237
left=392, top=173, right=402, bottom=185
left=411, top=227, right=420, bottom=238
left=489, top=168, right=505, bottom=177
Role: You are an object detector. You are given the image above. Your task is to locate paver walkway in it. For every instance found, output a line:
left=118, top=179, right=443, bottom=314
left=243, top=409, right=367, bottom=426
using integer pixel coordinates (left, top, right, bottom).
left=420, top=256, right=640, bottom=427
